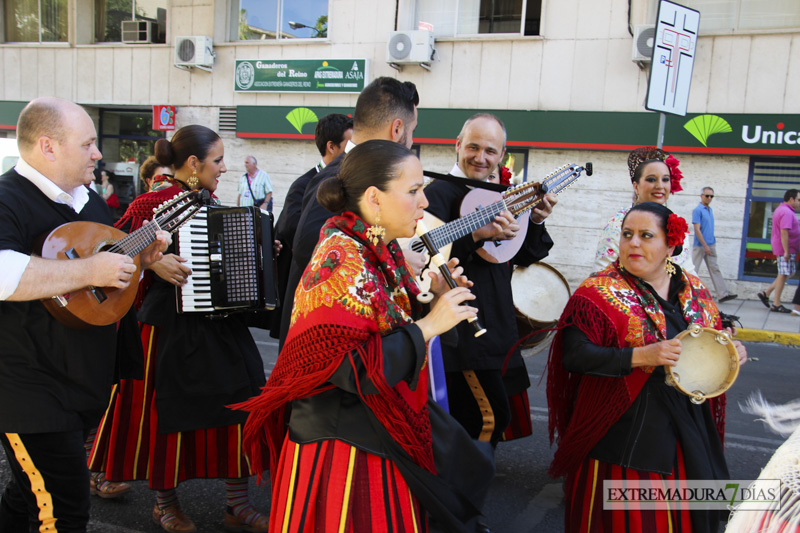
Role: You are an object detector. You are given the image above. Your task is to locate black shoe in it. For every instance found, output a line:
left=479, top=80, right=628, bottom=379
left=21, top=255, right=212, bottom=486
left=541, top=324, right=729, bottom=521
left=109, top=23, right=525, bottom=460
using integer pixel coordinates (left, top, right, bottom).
left=758, top=291, right=770, bottom=308
left=771, top=304, right=792, bottom=314
left=719, top=294, right=738, bottom=303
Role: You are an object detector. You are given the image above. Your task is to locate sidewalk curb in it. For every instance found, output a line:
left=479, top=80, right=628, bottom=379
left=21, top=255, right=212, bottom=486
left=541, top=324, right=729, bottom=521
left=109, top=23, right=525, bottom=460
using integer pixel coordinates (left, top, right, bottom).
left=736, top=328, right=800, bottom=346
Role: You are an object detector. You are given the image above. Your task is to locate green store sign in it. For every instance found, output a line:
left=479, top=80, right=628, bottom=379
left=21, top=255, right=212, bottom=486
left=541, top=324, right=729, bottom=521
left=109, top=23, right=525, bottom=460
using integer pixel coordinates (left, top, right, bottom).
left=0, top=101, right=26, bottom=129
left=234, top=59, right=368, bottom=94
left=237, top=105, right=800, bottom=156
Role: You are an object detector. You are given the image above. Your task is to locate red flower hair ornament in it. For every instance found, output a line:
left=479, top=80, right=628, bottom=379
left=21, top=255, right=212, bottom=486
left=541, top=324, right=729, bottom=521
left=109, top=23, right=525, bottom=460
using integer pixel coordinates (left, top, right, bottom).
left=499, top=165, right=512, bottom=186
left=665, top=154, right=684, bottom=193
left=666, top=213, right=689, bottom=248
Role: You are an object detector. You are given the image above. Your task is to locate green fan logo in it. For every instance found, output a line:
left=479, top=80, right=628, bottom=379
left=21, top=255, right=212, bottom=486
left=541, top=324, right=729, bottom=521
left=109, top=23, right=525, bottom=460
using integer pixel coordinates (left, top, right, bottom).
left=286, top=107, right=318, bottom=134
left=683, top=115, right=733, bottom=147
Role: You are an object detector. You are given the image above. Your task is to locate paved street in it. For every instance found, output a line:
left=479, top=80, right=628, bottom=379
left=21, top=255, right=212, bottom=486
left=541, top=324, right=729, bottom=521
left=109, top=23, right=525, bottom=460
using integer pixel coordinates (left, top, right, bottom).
left=1, top=330, right=797, bottom=532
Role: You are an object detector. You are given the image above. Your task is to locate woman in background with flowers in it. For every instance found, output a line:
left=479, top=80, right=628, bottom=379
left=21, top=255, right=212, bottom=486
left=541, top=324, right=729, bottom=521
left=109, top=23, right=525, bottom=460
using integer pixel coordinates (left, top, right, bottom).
left=547, top=202, right=747, bottom=533
left=489, top=163, right=514, bottom=186
left=595, top=146, right=696, bottom=274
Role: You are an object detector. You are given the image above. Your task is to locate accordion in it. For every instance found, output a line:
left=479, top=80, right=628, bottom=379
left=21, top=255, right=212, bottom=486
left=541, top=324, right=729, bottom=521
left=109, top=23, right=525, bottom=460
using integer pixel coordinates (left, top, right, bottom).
left=176, top=205, right=278, bottom=315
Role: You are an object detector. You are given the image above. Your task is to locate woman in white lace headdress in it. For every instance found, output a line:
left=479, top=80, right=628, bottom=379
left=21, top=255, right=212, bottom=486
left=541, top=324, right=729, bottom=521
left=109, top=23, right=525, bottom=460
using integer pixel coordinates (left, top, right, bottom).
left=726, top=394, right=800, bottom=533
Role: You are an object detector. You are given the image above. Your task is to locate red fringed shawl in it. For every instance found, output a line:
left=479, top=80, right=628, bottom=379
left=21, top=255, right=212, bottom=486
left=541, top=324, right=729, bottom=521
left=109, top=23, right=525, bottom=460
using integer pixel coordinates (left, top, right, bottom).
left=114, top=179, right=189, bottom=309
left=546, top=262, right=724, bottom=478
left=233, top=212, right=432, bottom=480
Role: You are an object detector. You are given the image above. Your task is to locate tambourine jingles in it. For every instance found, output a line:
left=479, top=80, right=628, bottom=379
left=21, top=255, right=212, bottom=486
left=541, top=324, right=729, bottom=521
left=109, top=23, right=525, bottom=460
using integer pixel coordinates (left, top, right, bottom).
left=664, top=323, right=740, bottom=404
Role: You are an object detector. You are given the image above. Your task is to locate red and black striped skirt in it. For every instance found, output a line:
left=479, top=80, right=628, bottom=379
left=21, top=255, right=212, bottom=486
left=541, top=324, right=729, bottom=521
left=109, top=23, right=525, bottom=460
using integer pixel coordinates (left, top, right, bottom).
left=500, top=389, right=533, bottom=441
left=564, top=445, right=692, bottom=533
left=270, top=437, right=427, bottom=533
left=89, top=324, right=253, bottom=489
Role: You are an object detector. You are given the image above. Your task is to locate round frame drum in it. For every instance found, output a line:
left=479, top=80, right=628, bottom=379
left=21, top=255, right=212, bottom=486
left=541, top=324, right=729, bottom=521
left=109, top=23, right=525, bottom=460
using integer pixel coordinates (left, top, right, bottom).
left=665, top=324, right=739, bottom=404
left=512, top=262, right=571, bottom=352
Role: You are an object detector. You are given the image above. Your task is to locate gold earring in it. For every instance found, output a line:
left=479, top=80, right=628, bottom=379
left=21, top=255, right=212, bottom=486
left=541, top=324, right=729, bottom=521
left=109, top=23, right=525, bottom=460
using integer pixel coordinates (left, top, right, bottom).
left=187, top=170, right=199, bottom=189
left=665, top=256, right=676, bottom=277
left=365, top=210, right=385, bottom=246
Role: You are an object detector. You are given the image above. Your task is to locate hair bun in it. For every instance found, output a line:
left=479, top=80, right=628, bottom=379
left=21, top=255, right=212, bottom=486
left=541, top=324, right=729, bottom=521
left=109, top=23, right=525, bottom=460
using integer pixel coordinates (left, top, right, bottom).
left=154, top=138, right=175, bottom=167
left=316, top=175, right=348, bottom=213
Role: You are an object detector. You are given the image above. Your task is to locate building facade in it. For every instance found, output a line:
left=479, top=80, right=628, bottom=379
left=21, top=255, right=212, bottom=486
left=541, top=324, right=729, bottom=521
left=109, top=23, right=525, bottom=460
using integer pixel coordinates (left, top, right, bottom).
left=2, top=0, right=799, bottom=298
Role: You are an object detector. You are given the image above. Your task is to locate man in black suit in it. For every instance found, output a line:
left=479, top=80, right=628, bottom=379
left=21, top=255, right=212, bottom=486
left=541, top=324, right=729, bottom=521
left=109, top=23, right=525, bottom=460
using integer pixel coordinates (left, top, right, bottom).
left=271, top=114, right=353, bottom=337
left=278, top=77, right=420, bottom=345
left=0, top=97, right=168, bottom=532
left=423, top=113, right=557, bottom=446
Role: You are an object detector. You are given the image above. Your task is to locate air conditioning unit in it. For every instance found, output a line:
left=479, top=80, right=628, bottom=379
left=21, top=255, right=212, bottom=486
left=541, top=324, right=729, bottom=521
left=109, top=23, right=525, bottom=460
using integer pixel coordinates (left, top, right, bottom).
left=174, top=36, right=214, bottom=71
left=121, top=20, right=157, bottom=44
left=386, top=30, right=435, bottom=68
left=632, top=25, right=655, bottom=62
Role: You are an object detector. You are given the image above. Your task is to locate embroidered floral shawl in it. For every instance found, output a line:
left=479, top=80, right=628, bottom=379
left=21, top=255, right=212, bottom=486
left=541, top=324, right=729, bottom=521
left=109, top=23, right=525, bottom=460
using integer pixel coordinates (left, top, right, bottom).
left=546, top=262, right=724, bottom=477
left=234, top=212, right=432, bottom=478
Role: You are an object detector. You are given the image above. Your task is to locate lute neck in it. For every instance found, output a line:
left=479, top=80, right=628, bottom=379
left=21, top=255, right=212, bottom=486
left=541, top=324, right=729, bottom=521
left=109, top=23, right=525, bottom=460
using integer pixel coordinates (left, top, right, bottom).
left=427, top=198, right=508, bottom=250
left=107, top=218, right=163, bottom=258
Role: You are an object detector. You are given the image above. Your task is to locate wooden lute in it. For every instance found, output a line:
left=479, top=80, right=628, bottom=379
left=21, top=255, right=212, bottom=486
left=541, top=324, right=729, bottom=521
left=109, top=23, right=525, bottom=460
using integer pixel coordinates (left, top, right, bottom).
left=39, top=190, right=208, bottom=329
left=400, top=163, right=591, bottom=291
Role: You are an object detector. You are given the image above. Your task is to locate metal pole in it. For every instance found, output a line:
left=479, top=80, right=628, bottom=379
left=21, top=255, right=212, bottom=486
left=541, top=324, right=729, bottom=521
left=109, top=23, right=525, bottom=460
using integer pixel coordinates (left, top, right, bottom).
left=657, top=112, right=666, bottom=148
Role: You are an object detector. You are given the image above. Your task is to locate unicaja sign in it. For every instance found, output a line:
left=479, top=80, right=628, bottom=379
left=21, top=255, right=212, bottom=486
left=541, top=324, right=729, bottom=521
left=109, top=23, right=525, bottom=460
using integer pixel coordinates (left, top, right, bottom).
left=742, top=122, right=799, bottom=144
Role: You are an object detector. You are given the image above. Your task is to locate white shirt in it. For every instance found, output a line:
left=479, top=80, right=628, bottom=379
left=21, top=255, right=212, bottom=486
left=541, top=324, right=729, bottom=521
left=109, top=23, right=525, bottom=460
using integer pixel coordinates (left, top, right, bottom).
left=0, top=159, right=91, bottom=300
left=449, top=162, right=468, bottom=179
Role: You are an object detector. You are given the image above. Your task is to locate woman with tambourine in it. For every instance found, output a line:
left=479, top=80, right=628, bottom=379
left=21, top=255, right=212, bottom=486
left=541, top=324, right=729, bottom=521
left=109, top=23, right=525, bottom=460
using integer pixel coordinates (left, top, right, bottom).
left=547, top=202, right=748, bottom=533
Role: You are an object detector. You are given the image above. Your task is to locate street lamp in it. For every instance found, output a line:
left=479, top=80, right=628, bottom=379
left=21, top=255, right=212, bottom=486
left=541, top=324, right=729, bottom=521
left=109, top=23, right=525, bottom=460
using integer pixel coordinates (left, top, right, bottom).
left=288, top=21, right=325, bottom=37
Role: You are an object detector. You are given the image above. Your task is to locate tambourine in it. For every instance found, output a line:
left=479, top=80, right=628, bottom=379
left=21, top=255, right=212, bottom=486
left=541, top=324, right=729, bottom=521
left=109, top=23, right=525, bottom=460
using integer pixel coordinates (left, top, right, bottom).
left=664, top=324, right=739, bottom=405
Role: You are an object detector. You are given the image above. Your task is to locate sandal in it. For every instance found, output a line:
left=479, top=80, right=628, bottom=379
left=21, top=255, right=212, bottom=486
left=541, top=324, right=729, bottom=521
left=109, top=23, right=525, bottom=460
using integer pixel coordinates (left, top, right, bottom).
left=89, top=472, right=131, bottom=499
left=224, top=505, right=268, bottom=533
left=758, top=291, right=770, bottom=308
left=770, top=304, right=792, bottom=313
left=153, top=504, right=197, bottom=533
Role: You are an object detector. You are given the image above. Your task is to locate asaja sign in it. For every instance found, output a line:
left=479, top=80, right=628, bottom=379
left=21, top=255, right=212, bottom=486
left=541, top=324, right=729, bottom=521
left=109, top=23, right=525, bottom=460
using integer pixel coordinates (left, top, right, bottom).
left=234, top=59, right=368, bottom=94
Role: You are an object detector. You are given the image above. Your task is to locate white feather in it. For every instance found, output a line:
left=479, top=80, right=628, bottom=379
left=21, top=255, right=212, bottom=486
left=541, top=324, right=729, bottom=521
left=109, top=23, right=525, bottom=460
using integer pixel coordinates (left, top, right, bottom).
left=740, top=391, right=800, bottom=437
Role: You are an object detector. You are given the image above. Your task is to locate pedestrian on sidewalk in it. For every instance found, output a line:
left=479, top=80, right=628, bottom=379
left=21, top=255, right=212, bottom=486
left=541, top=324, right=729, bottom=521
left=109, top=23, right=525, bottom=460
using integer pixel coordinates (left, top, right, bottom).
left=692, top=186, right=737, bottom=302
left=759, top=189, right=800, bottom=314
left=237, top=155, right=273, bottom=212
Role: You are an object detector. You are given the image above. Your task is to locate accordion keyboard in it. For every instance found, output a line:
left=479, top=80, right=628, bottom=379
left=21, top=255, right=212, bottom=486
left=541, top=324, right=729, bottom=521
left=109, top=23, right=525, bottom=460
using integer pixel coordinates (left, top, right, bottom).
left=176, top=205, right=276, bottom=315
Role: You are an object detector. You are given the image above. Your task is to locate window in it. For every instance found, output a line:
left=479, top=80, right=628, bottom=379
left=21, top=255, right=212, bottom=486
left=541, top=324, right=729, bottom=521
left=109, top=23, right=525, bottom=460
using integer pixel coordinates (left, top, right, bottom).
left=648, top=0, right=800, bottom=32
left=95, top=0, right=167, bottom=43
left=99, top=109, right=164, bottom=166
left=503, top=149, right=528, bottom=183
left=415, top=0, right=541, bottom=38
left=232, top=0, right=328, bottom=41
left=740, top=158, right=800, bottom=281
left=99, top=109, right=165, bottom=204
left=4, top=0, right=68, bottom=42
